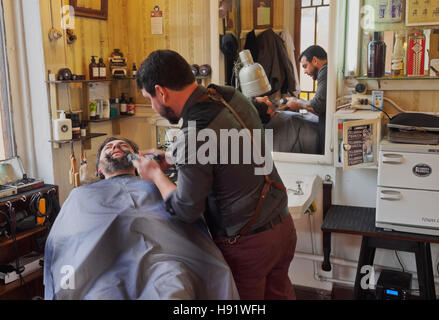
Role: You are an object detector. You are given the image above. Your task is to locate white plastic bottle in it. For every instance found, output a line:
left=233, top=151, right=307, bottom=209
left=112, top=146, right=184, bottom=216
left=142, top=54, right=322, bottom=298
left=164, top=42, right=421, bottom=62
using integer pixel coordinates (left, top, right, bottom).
left=53, top=110, right=72, bottom=141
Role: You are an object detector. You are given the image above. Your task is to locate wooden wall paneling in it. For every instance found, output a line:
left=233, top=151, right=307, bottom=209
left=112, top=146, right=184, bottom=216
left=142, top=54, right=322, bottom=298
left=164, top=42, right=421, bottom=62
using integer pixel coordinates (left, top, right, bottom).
left=188, top=0, right=195, bottom=64
left=240, top=0, right=253, bottom=32
left=174, top=0, right=192, bottom=63
left=193, top=0, right=211, bottom=65
left=40, top=0, right=67, bottom=74
left=139, top=0, right=150, bottom=64
left=383, top=90, right=439, bottom=114
left=240, top=0, right=283, bottom=32
left=41, top=0, right=217, bottom=139
left=163, top=0, right=172, bottom=50
left=273, top=0, right=284, bottom=30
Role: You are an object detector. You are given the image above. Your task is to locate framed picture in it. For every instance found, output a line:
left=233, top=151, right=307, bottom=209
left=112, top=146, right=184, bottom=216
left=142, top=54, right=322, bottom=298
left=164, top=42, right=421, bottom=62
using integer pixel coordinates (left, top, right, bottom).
left=253, top=0, right=273, bottom=29
left=69, top=0, right=108, bottom=20
left=406, top=0, right=439, bottom=26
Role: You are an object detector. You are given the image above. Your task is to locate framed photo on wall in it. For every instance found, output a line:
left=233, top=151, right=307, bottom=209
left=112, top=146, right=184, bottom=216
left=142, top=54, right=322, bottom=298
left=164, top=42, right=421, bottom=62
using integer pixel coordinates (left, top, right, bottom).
left=406, top=0, right=439, bottom=26
left=69, top=0, right=108, bottom=20
left=253, top=0, right=274, bottom=29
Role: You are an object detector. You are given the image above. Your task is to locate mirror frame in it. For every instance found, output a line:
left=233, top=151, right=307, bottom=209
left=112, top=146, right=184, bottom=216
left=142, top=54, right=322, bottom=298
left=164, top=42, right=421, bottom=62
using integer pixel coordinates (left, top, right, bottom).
left=272, top=0, right=340, bottom=165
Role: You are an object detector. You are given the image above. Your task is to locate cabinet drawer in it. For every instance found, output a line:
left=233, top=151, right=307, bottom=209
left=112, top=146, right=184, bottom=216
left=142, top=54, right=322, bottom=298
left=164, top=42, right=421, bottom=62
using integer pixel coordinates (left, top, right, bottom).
left=376, top=187, right=439, bottom=230
left=378, top=151, right=439, bottom=191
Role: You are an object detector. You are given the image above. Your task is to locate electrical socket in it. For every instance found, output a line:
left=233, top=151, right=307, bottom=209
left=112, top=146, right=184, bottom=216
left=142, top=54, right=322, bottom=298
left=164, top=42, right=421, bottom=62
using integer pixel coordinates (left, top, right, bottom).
left=351, top=93, right=373, bottom=110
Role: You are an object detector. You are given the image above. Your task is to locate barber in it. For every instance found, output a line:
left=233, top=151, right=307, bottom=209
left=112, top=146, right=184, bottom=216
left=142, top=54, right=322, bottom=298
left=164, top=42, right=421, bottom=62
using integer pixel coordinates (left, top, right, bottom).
left=133, top=50, right=297, bottom=300
left=283, top=45, right=328, bottom=154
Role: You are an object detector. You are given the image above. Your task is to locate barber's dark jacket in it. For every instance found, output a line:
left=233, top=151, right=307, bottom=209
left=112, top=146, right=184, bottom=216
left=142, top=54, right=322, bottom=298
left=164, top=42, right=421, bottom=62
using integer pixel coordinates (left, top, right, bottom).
left=165, top=85, right=289, bottom=239
left=310, top=63, right=328, bottom=154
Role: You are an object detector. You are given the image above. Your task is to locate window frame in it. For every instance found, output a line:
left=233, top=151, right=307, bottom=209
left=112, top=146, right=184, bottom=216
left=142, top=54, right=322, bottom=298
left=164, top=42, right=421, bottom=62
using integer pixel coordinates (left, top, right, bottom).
left=0, top=0, right=16, bottom=160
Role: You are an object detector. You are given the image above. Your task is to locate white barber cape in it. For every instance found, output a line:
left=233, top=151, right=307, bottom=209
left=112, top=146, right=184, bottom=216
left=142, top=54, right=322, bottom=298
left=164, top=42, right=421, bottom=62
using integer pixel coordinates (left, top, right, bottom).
left=44, top=175, right=239, bottom=300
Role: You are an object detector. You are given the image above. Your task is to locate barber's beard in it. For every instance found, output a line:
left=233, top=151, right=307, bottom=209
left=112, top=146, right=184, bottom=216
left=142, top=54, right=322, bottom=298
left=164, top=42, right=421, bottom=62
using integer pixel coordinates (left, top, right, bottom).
left=311, top=67, right=319, bottom=81
left=159, top=104, right=180, bottom=125
left=103, top=154, right=133, bottom=174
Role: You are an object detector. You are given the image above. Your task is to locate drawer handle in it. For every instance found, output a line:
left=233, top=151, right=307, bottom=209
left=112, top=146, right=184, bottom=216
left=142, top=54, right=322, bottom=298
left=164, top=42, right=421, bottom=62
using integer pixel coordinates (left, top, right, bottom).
left=380, top=190, right=402, bottom=201
left=382, top=154, right=404, bottom=164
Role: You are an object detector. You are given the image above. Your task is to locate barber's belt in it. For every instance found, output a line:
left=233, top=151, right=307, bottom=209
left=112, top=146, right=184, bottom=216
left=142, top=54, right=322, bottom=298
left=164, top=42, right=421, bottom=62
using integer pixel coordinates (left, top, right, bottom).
left=215, top=210, right=289, bottom=245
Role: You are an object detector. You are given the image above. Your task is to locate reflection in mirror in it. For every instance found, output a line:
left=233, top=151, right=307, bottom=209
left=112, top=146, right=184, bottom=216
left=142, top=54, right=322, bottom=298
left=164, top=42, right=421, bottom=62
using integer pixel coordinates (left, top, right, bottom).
left=252, top=1, right=330, bottom=155
left=252, top=97, right=321, bottom=154
left=353, top=0, right=438, bottom=78
left=217, top=0, right=336, bottom=162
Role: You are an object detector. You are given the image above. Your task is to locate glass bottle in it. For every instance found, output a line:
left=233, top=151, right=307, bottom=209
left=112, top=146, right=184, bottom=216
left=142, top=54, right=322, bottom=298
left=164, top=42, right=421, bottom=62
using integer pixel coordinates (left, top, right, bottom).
left=89, top=101, right=97, bottom=120
left=99, top=57, right=106, bottom=80
left=367, top=32, right=386, bottom=78
left=120, top=93, right=128, bottom=115
left=89, top=56, right=99, bottom=81
left=132, top=63, right=137, bottom=77
left=391, top=32, right=405, bottom=77
left=128, top=97, right=136, bottom=115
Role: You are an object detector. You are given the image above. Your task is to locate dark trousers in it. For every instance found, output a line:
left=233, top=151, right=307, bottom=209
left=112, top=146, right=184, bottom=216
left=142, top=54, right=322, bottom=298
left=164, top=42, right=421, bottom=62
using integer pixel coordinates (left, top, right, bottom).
left=215, top=215, right=297, bottom=300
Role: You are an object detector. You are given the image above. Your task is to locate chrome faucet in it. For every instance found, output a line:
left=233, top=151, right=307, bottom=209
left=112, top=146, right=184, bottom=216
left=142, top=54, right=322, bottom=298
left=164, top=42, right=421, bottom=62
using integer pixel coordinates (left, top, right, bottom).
left=288, top=181, right=304, bottom=196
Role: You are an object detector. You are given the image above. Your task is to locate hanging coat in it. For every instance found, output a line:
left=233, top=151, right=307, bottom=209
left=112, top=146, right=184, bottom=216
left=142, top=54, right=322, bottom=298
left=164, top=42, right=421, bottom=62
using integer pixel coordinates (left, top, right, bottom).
left=245, top=29, right=297, bottom=96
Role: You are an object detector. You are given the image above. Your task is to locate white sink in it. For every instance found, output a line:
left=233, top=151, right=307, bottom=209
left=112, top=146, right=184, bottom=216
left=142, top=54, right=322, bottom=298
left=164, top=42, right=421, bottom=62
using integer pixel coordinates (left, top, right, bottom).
left=286, top=175, right=321, bottom=220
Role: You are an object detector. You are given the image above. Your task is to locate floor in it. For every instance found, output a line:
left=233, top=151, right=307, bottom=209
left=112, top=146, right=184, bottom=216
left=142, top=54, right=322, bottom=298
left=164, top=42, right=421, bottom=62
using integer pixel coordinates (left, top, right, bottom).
left=295, top=285, right=354, bottom=300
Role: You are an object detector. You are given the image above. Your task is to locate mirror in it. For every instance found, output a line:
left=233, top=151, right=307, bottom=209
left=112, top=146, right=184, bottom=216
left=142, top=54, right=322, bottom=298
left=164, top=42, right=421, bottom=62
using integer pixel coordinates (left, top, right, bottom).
left=346, top=0, right=439, bottom=77
left=214, top=0, right=338, bottom=164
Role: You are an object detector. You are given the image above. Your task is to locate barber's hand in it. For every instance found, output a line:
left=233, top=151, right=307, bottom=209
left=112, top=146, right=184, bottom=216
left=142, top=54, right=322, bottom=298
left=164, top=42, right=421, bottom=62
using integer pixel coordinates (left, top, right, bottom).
left=139, top=149, right=174, bottom=172
left=132, top=156, right=164, bottom=183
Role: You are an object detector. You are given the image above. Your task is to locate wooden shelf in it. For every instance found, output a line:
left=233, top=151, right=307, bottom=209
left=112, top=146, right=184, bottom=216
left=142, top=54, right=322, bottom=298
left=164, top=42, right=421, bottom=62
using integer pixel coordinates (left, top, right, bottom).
left=0, top=268, right=43, bottom=297
left=0, top=227, right=47, bottom=249
left=0, top=185, right=58, bottom=299
left=0, top=185, right=57, bottom=205
left=46, top=77, right=136, bottom=84
left=49, top=133, right=107, bottom=144
left=88, top=115, right=134, bottom=123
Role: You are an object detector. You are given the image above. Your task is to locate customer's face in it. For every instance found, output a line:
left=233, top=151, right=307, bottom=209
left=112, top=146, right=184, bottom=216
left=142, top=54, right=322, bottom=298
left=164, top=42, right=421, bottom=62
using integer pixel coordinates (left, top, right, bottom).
left=255, top=96, right=275, bottom=117
left=99, top=140, right=135, bottom=176
left=301, top=56, right=319, bottom=81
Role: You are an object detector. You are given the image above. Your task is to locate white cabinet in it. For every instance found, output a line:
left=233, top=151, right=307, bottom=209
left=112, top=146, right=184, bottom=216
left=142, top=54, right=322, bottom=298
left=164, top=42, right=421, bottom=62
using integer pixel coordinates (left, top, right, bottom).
left=376, top=140, right=439, bottom=236
left=333, top=110, right=385, bottom=170
left=378, top=150, right=439, bottom=190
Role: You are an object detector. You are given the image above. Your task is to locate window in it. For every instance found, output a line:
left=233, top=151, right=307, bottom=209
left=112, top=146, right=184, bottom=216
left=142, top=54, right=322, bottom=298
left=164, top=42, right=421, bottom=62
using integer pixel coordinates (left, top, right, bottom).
left=294, top=0, right=330, bottom=101
left=0, top=1, right=16, bottom=161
